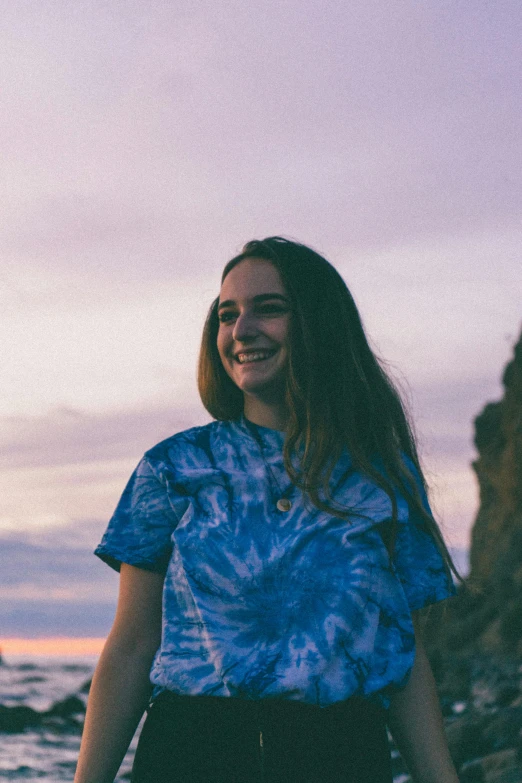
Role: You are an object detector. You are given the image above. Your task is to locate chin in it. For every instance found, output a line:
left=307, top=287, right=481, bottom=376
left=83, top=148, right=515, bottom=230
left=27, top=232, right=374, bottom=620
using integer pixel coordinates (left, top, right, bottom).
left=238, top=382, right=273, bottom=395
left=240, top=378, right=286, bottom=398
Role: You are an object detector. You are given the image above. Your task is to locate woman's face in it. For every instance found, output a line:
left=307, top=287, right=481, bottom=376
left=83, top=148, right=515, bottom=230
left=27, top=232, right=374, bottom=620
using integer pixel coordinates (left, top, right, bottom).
left=217, top=258, right=292, bottom=404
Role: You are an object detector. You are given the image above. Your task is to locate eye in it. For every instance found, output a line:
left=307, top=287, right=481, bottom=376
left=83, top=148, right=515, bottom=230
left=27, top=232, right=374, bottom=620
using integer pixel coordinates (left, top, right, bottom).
left=218, top=311, right=237, bottom=323
left=217, top=304, right=289, bottom=323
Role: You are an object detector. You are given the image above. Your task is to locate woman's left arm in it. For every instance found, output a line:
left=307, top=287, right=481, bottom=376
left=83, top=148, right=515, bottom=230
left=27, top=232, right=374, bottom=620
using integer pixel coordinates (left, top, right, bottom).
left=387, top=613, right=460, bottom=783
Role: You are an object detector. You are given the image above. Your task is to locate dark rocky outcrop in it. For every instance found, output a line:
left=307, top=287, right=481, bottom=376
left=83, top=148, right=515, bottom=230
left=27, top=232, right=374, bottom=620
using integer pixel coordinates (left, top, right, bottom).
left=421, top=325, right=522, bottom=782
left=0, top=704, right=43, bottom=733
left=79, top=677, right=92, bottom=694
left=427, top=327, right=522, bottom=657
left=0, top=693, right=86, bottom=733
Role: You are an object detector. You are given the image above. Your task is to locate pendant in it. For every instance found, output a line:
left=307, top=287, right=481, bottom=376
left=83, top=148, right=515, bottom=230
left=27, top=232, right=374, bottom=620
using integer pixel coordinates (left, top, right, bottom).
left=276, top=498, right=292, bottom=512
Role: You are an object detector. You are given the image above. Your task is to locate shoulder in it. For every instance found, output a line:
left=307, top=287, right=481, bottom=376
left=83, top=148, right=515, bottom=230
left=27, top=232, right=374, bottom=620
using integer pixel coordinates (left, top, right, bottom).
left=142, top=419, right=237, bottom=469
left=370, top=450, right=423, bottom=495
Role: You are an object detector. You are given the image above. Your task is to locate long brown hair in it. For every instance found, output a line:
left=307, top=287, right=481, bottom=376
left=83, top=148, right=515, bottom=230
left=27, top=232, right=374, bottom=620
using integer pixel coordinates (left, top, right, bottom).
left=198, top=236, right=460, bottom=581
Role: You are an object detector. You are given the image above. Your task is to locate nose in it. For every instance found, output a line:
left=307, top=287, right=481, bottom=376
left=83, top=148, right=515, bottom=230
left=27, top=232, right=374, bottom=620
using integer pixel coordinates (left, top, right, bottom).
left=232, top=311, right=259, bottom=341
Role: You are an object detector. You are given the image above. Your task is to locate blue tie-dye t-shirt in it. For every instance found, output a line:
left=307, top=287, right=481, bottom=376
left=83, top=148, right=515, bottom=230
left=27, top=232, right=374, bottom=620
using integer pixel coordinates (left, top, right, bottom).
left=94, top=415, right=455, bottom=708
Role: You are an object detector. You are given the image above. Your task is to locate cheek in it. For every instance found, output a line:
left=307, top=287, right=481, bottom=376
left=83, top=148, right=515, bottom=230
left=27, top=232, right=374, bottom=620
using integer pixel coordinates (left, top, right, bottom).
left=216, top=331, right=229, bottom=364
left=276, top=319, right=291, bottom=346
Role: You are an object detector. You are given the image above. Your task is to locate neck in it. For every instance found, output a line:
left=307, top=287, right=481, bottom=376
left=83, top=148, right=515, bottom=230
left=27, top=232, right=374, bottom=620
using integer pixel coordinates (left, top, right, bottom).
left=243, top=397, right=288, bottom=432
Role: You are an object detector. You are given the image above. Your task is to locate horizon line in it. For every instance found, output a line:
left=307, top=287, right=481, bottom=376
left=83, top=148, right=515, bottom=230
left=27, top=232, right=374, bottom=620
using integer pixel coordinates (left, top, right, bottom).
left=0, top=637, right=106, bottom=656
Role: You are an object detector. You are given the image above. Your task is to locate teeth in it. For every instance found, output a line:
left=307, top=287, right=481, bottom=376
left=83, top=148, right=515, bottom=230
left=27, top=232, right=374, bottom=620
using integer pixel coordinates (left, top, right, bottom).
left=237, top=351, right=274, bottom=364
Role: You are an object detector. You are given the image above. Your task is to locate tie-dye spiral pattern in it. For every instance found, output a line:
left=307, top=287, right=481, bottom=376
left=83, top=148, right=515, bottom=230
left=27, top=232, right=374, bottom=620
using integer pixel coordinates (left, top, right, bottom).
left=95, top=416, right=455, bottom=708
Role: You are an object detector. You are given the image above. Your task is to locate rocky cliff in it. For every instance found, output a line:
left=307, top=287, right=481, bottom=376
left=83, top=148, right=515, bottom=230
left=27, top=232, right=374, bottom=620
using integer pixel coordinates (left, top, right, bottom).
left=466, top=326, right=522, bottom=654
left=417, top=327, right=522, bottom=782
left=427, top=326, right=522, bottom=658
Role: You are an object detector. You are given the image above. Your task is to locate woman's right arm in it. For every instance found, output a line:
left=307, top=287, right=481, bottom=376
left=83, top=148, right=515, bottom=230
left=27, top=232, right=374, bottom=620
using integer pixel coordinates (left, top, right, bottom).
left=74, top=563, right=165, bottom=783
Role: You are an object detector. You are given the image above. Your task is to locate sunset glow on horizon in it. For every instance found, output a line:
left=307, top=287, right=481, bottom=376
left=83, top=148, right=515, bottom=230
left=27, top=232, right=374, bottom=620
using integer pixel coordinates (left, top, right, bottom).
left=0, top=638, right=106, bottom=657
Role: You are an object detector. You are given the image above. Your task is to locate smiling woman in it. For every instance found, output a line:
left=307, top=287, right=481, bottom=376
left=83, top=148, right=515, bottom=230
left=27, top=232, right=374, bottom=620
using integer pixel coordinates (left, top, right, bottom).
left=75, top=237, right=460, bottom=783
left=216, top=259, right=292, bottom=431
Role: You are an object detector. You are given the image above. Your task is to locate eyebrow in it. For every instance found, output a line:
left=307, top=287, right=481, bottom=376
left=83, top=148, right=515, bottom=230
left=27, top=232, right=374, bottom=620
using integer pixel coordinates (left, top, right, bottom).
left=217, top=293, right=290, bottom=310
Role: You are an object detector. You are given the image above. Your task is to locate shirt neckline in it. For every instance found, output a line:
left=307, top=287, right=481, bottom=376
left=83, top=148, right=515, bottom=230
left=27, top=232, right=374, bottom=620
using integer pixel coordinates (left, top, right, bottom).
left=235, top=414, right=286, bottom=451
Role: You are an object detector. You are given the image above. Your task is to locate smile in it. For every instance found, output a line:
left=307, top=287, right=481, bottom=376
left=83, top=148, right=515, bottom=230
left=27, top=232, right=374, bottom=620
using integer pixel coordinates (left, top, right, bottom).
left=235, top=349, right=278, bottom=364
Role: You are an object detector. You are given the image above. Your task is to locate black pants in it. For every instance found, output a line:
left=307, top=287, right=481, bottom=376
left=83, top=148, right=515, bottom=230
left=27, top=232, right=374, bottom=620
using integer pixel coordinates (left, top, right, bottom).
left=131, top=691, right=392, bottom=783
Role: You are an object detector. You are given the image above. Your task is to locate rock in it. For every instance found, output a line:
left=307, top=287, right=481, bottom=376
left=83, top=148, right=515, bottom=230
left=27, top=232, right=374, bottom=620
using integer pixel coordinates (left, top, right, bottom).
left=424, top=328, right=522, bottom=660
left=470, top=335, right=522, bottom=585
left=460, top=749, right=522, bottom=783
left=0, top=704, right=42, bottom=733
left=79, top=678, right=92, bottom=693
left=420, top=327, right=522, bottom=783
left=433, top=653, right=473, bottom=704
left=445, top=713, right=488, bottom=768
left=41, top=695, right=86, bottom=732
left=495, top=684, right=520, bottom=709
left=460, top=759, right=485, bottom=783
left=44, top=695, right=86, bottom=719
left=390, top=748, right=409, bottom=780
left=0, top=693, right=87, bottom=734
left=481, top=708, right=522, bottom=753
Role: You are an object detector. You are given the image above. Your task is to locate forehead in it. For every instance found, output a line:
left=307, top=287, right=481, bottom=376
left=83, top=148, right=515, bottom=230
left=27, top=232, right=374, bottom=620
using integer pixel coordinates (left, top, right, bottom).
left=219, top=258, right=286, bottom=302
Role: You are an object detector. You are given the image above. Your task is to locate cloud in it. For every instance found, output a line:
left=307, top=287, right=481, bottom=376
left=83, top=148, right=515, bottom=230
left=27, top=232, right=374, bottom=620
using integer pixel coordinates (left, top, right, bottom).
left=1, top=0, right=520, bottom=280
left=0, top=403, right=209, bottom=471
left=0, top=403, right=210, bottom=534
left=0, top=276, right=216, bottom=416
left=0, top=528, right=115, bottom=585
left=0, top=530, right=118, bottom=636
left=407, top=374, right=507, bottom=456
left=0, top=602, right=115, bottom=638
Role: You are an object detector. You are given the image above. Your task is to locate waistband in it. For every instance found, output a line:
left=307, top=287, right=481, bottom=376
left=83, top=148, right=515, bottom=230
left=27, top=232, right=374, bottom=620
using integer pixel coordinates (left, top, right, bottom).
left=150, top=689, right=386, bottom=722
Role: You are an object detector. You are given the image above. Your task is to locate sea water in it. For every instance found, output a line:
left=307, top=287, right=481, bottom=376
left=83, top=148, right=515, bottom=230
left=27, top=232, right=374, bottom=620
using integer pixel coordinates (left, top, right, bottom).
left=0, top=655, right=138, bottom=781
left=0, top=655, right=410, bottom=781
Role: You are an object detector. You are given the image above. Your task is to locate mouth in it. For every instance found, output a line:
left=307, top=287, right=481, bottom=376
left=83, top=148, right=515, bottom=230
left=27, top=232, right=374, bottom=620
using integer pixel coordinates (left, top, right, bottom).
left=234, top=348, right=278, bottom=365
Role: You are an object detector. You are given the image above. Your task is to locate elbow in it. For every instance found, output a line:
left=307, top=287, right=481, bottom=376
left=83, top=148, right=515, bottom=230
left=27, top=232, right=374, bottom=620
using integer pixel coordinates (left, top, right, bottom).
left=104, top=623, right=161, bottom=664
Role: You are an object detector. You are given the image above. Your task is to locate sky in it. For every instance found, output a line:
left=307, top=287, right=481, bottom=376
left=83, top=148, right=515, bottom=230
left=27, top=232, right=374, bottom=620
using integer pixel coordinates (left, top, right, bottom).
left=1, top=0, right=521, bottom=646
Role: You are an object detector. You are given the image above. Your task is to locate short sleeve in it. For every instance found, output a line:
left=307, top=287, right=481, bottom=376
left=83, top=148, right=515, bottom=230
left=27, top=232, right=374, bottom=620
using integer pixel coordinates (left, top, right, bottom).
left=94, top=456, right=180, bottom=573
left=391, top=459, right=457, bottom=612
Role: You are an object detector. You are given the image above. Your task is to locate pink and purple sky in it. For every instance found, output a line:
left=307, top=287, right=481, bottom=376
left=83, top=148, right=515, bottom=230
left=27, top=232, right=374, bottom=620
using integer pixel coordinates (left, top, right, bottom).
left=1, top=0, right=520, bottom=647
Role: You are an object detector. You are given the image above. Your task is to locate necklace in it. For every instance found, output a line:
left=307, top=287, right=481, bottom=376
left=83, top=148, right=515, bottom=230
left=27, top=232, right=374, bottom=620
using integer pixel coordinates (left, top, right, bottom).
left=246, top=419, right=294, bottom=512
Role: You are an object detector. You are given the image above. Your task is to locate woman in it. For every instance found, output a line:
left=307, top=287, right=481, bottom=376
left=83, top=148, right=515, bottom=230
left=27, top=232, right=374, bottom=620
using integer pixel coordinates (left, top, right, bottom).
left=74, top=237, right=460, bottom=783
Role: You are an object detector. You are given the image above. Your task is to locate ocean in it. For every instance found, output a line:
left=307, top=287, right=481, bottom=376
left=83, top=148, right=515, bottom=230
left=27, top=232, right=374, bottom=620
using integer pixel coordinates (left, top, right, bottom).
left=0, top=655, right=410, bottom=782
left=0, top=655, right=139, bottom=781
